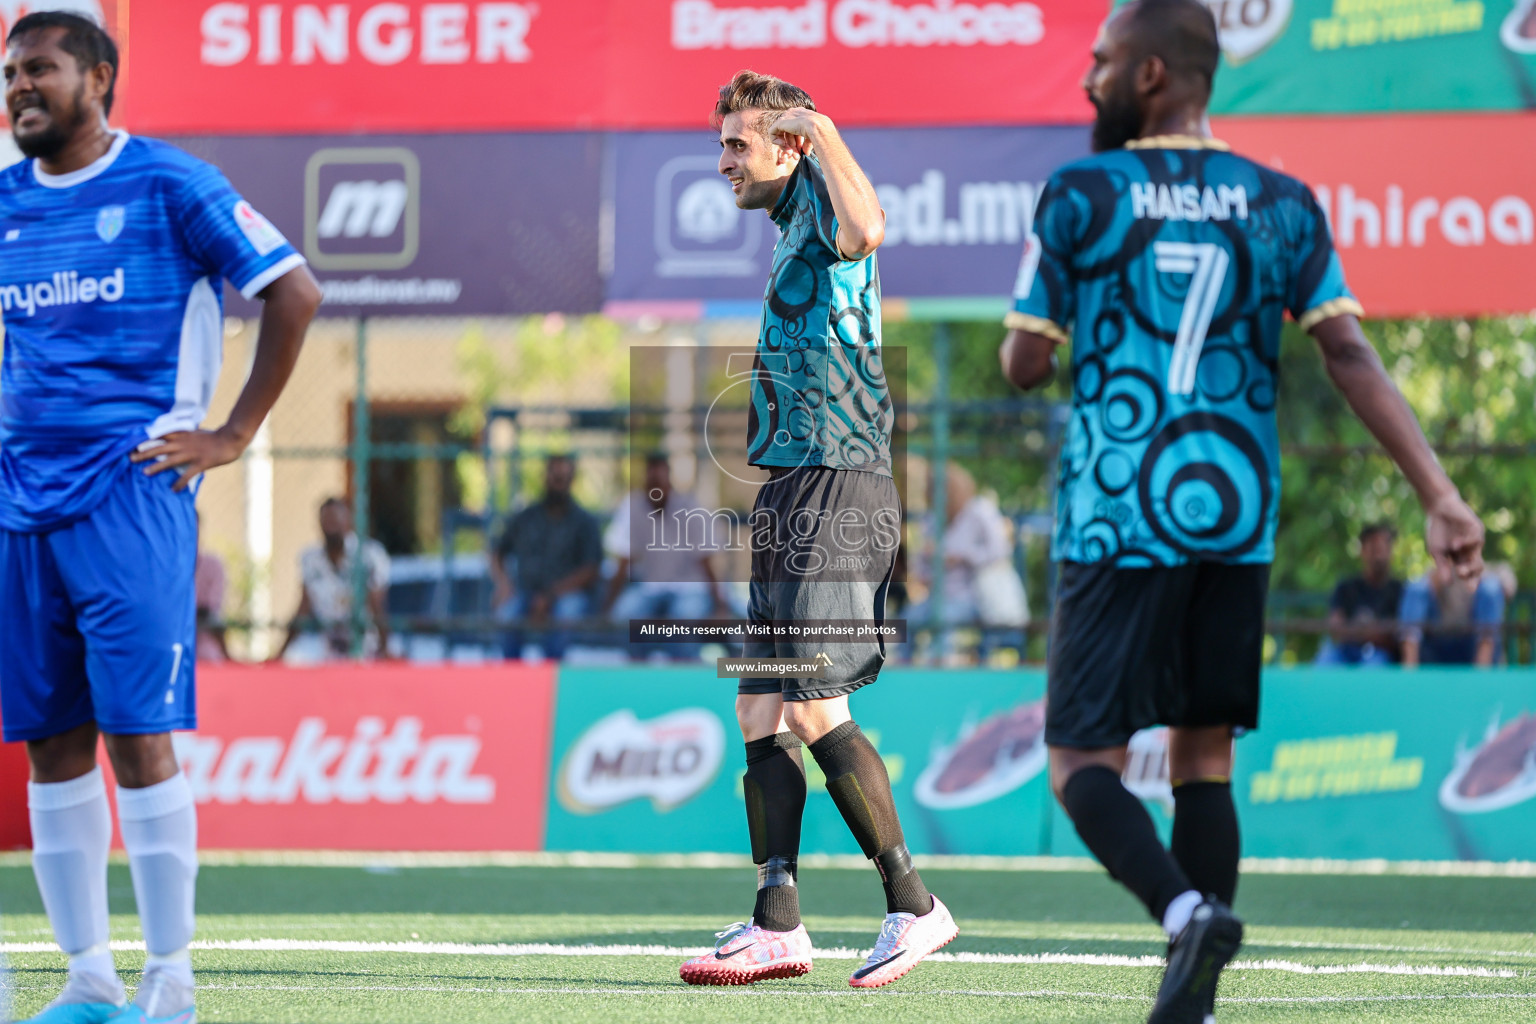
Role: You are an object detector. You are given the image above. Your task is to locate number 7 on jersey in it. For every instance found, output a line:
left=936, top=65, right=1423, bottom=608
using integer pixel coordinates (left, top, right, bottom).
left=1154, top=241, right=1229, bottom=396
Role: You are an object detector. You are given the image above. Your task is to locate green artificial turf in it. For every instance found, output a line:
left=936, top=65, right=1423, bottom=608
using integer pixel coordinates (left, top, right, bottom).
left=1, top=863, right=1532, bottom=1022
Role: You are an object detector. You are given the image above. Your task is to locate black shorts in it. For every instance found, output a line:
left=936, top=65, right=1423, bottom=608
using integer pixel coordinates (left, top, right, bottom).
left=738, top=466, right=899, bottom=702
left=1046, top=560, right=1269, bottom=749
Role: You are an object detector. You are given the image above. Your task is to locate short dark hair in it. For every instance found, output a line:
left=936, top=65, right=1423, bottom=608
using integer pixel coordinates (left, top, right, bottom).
left=1122, top=0, right=1220, bottom=91
left=7, top=11, right=119, bottom=116
left=1359, top=522, right=1397, bottom=544
left=711, top=69, right=815, bottom=133
left=320, top=496, right=350, bottom=513
left=644, top=452, right=670, bottom=468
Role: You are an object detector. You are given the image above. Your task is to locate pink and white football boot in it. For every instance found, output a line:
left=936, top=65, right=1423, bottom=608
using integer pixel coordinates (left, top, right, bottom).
left=847, top=895, right=959, bottom=988
left=679, top=919, right=814, bottom=986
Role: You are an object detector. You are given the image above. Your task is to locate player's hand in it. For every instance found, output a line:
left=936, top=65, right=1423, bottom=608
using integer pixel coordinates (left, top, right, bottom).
left=769, top=108, right=824, bottom=153
left=1424, top=490, right=1485, bottom=583
left=130, top=424, right=249, bottom=491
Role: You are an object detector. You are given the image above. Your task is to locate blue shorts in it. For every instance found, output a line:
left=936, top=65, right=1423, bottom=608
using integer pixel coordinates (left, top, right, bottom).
left=0, top=463, right=198, bottom=742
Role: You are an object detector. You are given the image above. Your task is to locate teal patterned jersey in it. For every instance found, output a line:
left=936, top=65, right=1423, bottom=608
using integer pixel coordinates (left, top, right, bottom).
left=749, top=155, right=893, bottom=476
left=1009, top=137, right=1360, bottom=567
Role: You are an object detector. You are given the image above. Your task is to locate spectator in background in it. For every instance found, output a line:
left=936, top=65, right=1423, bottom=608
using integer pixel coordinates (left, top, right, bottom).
left=603, top=454, right=730, bottom=660
left=194, top=515, right=230, bottom=662
left=491, top=454, right=602, bottom=660
left=1315, top=522, right=1402, bottom=666
left=271, top=497, right=392, bottom=662
left=907, top=462, right=1027, bottom=661
left=1399, top=561, right=1505, bottom=667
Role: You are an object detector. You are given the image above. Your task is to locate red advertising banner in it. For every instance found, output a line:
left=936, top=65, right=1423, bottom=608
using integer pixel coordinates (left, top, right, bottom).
left=167, top=664, right=553, bottom=850
left=1213, top=114, right=1536, bottom=319
left=123, top=1, right=1100, bottom=133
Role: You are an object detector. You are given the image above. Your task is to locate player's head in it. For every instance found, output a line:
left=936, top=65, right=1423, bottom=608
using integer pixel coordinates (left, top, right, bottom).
left=1358, top=522, right=1396, bottom=576
left=644, top=452, right=671, bottom=498
left=544, top=454, right=575, bottom=498
left=1083, top=0, right=1219, bottom=152
left=4, top=11, right=117, bottom=161
left=712, top=70, right=815, bottom=211
left=319, top=497, right=353, bottom=543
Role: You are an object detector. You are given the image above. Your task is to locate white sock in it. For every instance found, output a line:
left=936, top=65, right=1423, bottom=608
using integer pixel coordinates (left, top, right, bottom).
left=117, top=773, right=198, bottom=988
left=29, top=768, right=117, bottom=987
left=1162, top=889, right=1204, bottom=939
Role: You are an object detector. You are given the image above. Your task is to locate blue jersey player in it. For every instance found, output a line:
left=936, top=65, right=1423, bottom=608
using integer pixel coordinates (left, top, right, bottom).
left=0, top=14, right=320, bottom=1024
left=999, top=3, right=1485, bottom=1021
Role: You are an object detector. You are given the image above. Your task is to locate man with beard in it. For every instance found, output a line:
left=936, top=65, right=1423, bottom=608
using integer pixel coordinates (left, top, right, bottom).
left=678, top=70, right=957, bottom=989
left=999, top=2, right=1486, bottom=1021
left=0, top=12, right=319, bottom=1024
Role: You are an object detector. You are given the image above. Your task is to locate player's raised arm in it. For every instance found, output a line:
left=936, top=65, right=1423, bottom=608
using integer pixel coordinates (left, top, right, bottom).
left=1308, top=313, right=1485, bottom=579
left=770, top=108, right=884, bottom=259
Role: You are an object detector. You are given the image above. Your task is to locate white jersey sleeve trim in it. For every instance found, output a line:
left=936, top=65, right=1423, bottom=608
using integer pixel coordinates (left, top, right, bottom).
left=33, top=130, right=131, bottom=189
left=239, top=252, right=307, bottom=300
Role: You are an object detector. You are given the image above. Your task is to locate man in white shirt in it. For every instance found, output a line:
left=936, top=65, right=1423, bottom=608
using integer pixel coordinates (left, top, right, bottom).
left=272, top=498, right=392, bottom=661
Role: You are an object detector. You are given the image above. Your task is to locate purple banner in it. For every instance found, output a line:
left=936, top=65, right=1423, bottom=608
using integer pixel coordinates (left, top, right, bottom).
left=171, top=133, right=604, bottom=315
left=605, top=126, right=1090, bottom=304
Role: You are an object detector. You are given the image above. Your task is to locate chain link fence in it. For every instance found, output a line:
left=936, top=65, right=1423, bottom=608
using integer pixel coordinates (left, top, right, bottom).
left=200, top=314, right=1535, bottom=667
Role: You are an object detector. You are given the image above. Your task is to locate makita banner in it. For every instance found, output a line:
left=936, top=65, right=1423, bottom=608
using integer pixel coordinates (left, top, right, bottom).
left=163, top=664, right=553, bottom=850
left=1214, top=114, right=1536, bottom=318
left=125, top=1, right=1099, bottom=133
left=170, top=133, right=604, bottom=315
left=606, top=125, right=1090, bottom=305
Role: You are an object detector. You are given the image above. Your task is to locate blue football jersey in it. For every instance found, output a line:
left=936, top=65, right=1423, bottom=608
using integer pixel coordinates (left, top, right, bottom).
left=0, top=132, right=304, bottom=531
left=1008, top=137, right=1360, bottom=567
left=749, top=155, right=893, bottom=476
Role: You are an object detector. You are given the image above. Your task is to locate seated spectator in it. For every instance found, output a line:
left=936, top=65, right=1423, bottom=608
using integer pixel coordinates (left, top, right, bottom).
left=1315, top=522, right=1402, bottom=666
left=1399, top=561, right=1505, bottom=667
left=603, top=454, right=731, bottom=661
left=906, top=463, right=1026, bottom=661
left=490, top=454, right=602, bottom=660
left=194, top=518, right=230, bottom=662
left=271, top=497, right=392, bottom=662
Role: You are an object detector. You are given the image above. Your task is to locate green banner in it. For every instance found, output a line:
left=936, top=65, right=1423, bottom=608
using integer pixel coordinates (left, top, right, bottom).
left=546, top=667, right=1536, bottom=861
left=1119, top=1, right=1536, bottom=114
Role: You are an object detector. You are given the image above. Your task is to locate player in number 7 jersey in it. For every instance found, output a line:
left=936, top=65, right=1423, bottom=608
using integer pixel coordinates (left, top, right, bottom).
left=0, top=13, right=320, bottom=1024
left=998, top=2, right=1485, bottom=1022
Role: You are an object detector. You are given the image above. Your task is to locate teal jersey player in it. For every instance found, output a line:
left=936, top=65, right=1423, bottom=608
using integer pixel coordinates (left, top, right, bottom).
left=1009, top=137, right=1361, bottom=567
left=748, top=154, right=893, bottom=477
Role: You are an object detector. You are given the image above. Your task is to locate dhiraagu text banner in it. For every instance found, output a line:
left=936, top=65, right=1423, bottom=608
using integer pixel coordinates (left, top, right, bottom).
left=546, top=667, right=1536, bottom=862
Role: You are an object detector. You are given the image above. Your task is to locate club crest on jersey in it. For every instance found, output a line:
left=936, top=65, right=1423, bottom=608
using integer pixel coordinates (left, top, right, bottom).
left=95, top=206, right=126, bottom=243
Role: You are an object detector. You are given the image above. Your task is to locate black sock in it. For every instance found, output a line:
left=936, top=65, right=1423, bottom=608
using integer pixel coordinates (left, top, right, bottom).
left=1060, top=765, right=1193, bottom=923
left=807, top=721, right=934, bottom=917
left=744, top=733, right=806, bottom=931
left=1172, top=780, right=1240, bottom=907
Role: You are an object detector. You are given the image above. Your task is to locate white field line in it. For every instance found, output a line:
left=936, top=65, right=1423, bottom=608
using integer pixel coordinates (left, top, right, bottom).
left=3, top=850, right=1531, bottom=877
left=0, top=940, right=1520, bottom=978
left=9, top=983, right=1536, bottom=1006
left=994, top=930, right=1536, bottom=960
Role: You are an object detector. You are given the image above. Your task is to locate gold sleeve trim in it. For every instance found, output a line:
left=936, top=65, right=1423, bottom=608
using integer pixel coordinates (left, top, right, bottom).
left=1298, top=297, right=1366, bottom=332
left=1125, top=135, right=1231, bottom=151
left=1003, top=311, right=1070, bottom=344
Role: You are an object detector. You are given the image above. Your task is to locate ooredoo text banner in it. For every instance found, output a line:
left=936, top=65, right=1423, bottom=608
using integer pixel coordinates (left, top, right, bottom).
left=170, top=663, right=556, bottom=850
left=126, top=1, right=1101, bottom=133
left=1214, top=114, right=1536, bottom=318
